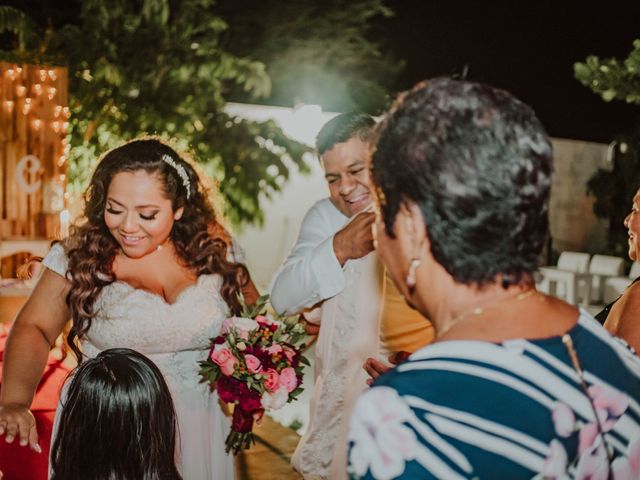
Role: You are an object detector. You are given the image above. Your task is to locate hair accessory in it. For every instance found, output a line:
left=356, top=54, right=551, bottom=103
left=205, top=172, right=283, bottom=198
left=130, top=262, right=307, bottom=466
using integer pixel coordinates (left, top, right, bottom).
left=406, top=258, right=421, bottom=289
left=162, top=154, right=191, bottom=199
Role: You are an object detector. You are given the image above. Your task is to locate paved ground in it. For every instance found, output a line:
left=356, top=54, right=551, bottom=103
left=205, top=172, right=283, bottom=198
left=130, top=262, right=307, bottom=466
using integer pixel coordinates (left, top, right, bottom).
left=237, top=415, right=302, bottom=479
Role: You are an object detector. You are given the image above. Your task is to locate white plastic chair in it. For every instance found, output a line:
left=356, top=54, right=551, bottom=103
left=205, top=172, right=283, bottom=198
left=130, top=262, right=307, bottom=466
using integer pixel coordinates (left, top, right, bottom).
left=537, top=251, right=591, bottom=305
left=588, top=255, right=625, bottom=304
left=602, top=262, right=640, bottom=304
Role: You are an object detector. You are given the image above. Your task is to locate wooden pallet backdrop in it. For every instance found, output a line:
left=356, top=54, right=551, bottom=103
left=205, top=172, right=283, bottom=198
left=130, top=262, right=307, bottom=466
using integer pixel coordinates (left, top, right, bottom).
left=0, top=62, right=69, bottom=241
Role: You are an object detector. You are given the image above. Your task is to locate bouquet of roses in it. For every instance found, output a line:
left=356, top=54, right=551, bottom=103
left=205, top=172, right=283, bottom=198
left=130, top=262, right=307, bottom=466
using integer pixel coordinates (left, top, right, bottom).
left=199, top=294, right=309, bottom=454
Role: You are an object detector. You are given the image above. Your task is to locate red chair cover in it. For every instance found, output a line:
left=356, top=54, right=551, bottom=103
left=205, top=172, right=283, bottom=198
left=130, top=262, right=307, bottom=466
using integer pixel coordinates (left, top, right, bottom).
left=0, top=329, right=71, bottom=480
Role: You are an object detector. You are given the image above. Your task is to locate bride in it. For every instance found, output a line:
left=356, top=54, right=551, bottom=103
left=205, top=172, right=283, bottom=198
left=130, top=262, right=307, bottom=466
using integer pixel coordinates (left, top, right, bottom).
left=0, top=138, right=258, bottom=479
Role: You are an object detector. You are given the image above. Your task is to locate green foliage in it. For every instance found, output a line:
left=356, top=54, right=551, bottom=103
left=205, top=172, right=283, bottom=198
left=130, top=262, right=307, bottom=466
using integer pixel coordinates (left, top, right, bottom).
left=239, top=293, right=270, bottom=320
left=575, top=40, right=640, bottom=255
left=217, top=0, right=403, bottom=113
left=2, top=0, right=313, bottom=225
left=574, top=39, right=640, bottom=105
left=0, top=6, right=40, bottom=51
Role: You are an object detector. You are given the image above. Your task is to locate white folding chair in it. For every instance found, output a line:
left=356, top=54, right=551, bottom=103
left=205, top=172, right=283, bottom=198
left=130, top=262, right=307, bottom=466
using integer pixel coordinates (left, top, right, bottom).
left=537, top=251, right=592, bottom=305
left=588, top=255, right=625, bottom=304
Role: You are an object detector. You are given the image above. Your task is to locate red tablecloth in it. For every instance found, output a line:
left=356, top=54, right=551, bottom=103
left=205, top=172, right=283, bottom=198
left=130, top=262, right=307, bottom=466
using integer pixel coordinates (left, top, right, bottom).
left=0, top=328, right=71, bottom=480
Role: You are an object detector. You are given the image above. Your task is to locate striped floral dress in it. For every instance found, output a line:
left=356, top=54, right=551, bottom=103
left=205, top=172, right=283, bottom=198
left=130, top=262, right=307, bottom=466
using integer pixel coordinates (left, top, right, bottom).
left=348, top=310, right=640, bottom=479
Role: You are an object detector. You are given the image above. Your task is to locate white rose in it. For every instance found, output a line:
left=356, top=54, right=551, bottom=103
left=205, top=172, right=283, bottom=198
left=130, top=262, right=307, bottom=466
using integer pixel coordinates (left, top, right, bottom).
left=231, top=316, right=260, bottom=332
left=261, top=386, right=289, bottom=411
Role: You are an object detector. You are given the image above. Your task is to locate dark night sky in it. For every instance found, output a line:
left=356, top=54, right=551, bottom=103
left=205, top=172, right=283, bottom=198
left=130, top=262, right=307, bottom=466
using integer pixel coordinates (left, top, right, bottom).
left=379, top=0, right=640, bottom=142
left=6, top=0, right=639, bottom=143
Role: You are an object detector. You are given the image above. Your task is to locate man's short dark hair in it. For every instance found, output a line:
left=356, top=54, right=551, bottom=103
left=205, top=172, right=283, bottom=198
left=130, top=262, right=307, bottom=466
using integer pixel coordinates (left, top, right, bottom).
left=316, top=112, right=375, bottom=155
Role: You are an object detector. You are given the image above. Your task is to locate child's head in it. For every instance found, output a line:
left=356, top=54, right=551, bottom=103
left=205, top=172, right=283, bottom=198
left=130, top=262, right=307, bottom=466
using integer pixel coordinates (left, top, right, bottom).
left=50, top=348, right=181, bottom=480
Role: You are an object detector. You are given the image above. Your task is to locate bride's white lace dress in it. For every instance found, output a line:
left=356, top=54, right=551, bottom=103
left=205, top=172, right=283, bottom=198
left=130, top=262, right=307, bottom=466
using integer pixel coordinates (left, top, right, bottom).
left=43, top=243, right=234, bottom=479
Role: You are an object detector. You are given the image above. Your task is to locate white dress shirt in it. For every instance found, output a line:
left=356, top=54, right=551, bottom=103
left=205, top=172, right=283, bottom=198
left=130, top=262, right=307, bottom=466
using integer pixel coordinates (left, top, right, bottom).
left=270, top=198, right=385, bottom=479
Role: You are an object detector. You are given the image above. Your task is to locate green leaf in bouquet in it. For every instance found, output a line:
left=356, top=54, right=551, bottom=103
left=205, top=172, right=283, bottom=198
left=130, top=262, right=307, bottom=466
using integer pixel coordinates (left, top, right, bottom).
left=272, top=329, right=283, bottom=343
left=288, top=387, right=304, bottom=400
left=199, top=367, right=220, bottom=385
left=239, top=292, right=270, bottom=317
left=299, top=355, right=311, bottom=367
left=289, top=332, right=305, bottom=345
left=282, top=315, right=295, bottom=327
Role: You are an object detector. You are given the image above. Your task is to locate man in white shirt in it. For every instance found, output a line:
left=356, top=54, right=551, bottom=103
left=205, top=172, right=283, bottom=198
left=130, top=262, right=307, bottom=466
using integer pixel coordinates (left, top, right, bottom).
left=270, top=113, right=386, bottom=480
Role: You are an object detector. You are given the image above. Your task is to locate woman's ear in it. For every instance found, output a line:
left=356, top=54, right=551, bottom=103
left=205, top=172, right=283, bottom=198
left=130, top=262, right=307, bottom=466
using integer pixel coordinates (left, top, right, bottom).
left=174, top=207, right=184, bottom=221
left=399, top=201, right=427, bottom=249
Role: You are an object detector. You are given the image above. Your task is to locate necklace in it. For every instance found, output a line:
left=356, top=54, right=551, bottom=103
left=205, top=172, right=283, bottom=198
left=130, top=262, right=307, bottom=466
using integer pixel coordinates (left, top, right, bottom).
left=438, top=288, right=537, bottom=338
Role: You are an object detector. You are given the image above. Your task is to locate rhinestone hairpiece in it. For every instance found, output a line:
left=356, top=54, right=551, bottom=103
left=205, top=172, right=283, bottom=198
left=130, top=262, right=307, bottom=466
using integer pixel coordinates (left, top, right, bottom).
left=162, top=154, right=191, bottom=199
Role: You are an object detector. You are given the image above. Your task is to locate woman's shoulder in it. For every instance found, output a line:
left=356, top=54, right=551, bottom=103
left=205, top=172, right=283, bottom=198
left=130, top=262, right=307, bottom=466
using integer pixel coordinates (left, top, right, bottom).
left=42, top=242, right=69, bottom=277
left=227, top=237, right=246, bottom=263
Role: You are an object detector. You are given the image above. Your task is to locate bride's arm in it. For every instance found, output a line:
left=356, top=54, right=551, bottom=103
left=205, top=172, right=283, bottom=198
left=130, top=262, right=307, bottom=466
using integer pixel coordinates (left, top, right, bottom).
left=241, top=276, right=260, bottom=306
left=0, top=269, right=70, bottom=451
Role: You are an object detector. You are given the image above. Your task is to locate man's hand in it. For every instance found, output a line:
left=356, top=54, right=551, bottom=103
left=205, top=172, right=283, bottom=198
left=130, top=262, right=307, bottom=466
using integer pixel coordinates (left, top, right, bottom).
left=304, top=321, right=320, bottom=336
left=363, top=351, right=411, bottom=386
left=333, top=211, right=375, bottom=266
left=363, top=357, right=391, bottom=386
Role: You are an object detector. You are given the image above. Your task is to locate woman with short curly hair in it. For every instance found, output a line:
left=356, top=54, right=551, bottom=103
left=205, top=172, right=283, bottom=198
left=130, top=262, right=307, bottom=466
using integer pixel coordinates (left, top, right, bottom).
left=348, top=78, right=640, bottom=479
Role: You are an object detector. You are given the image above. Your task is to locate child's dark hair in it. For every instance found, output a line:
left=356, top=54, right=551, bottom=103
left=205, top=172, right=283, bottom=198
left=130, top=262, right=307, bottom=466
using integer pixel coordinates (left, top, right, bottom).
left=50, top=348, right=182, bottom=480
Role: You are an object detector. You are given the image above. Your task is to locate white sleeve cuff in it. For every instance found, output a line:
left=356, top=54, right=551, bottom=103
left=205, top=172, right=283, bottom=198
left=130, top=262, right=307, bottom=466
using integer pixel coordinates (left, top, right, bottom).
left=310, top=234, right=346, bottom=299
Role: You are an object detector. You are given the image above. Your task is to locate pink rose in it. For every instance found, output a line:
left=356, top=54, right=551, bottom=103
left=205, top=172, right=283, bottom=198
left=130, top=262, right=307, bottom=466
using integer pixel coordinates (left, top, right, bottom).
left=279, top=367, right=298, bottom=393
left=221, top=317, right=234, bottom=334
left=264, top=369, right=280, bottom=392
left=245, top=354, right=262, bottom=374
left=282, top=346, right=296, bottom=362
left=266, top=344, right=283, bottom=355
left=256, top=315, right=270, bottom=324
left=210, top=347, right=238, bottom=376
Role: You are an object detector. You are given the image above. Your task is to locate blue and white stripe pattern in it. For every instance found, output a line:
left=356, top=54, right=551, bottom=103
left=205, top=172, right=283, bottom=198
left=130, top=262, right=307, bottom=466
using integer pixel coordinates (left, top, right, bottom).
left=348, top=310, right=640, bottom=479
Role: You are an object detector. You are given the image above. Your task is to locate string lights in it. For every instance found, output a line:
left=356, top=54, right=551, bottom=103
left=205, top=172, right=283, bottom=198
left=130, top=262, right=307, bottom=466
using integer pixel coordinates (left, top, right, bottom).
left=1, top=62, right=69, bottom=239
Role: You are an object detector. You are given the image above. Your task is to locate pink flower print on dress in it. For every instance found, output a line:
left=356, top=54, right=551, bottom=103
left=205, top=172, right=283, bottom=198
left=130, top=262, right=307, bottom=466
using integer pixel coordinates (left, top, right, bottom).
left=578, top=423, right=600, bottom=456
left=348, top=387, right=419, bottom=480
left=576, top=384, right=630, bottom=456
left=574, top=437, right=610, bottom=480
left=541, top=439, right=569, bottom=479
left=552, top=402, right=576, bottom=438
left=588, top=384, right=629, bottom=431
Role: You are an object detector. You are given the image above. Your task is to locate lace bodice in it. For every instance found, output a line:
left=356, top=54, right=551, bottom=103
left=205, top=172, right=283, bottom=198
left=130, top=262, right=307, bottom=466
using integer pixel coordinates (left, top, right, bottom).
left=42, top=243, right=230, bottom=394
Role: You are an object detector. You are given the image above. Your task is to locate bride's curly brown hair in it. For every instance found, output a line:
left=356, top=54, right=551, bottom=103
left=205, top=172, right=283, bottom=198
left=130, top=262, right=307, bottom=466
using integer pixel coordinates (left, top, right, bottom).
left=63, top=138, right=249, bottom=361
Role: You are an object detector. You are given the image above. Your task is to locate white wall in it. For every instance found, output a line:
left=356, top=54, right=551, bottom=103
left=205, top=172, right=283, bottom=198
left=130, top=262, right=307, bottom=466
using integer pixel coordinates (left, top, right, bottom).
left=549, top=138, right=610, bottom=257
left=225, top=103, right=337, bottom=290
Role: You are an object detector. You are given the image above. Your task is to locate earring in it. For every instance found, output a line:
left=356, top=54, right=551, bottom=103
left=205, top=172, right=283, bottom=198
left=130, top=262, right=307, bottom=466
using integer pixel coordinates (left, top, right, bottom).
left=405, top=258, right=421, bottom=289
